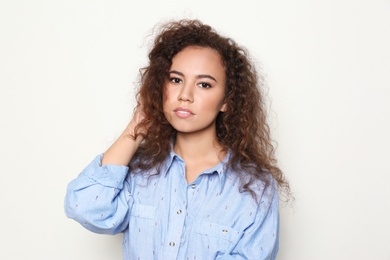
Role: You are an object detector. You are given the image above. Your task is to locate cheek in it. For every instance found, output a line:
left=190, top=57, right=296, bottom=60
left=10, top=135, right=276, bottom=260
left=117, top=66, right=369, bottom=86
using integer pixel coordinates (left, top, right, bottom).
left=162, top=99, right=172, bottom=121
left=162, top=88, right=169, bottom=108
left=163, top=87, right=175, bottom=103
left=162, top=93, right=173, bottom=109
left=206, top=94, right=226, bottom=111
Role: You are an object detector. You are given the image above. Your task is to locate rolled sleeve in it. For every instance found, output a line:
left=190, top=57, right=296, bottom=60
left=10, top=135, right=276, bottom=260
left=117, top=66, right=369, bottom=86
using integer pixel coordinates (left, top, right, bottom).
left=64, top=154, right=133, bottom=235
left=80, top=154, right=128, bottom=188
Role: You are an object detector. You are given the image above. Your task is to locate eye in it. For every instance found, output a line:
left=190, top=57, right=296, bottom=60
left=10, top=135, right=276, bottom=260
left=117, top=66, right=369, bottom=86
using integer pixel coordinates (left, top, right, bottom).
left=170, top=77, right=182, bottom=84
left=198, top=82, right=212, bottom=89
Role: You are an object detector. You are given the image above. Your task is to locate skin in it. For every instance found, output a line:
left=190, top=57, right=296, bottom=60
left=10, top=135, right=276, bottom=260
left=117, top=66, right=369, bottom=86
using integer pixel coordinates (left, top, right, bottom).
left=164, top=46, right=227, bottom=182
left=102, top=46, right=227, bottom=183
left=163, top=46, right=226, bottom=133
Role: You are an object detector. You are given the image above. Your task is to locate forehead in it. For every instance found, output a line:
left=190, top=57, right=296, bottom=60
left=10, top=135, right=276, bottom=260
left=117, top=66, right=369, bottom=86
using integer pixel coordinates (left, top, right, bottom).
left=170, top=46, right=225, bottom=73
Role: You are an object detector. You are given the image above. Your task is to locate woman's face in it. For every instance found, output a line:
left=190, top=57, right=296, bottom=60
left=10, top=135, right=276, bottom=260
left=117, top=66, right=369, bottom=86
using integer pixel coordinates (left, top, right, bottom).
left=163, top=46, right=227, bottom=136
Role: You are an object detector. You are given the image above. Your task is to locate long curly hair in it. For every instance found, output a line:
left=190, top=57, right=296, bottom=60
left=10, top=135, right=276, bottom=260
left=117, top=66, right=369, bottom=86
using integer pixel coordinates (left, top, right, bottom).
left=131, top=19, right=290, bottom=200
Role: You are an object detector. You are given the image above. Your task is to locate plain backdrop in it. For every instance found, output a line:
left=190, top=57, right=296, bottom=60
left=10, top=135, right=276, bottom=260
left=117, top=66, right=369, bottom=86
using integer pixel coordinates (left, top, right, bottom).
left=1, top=0, right=389, bottom=259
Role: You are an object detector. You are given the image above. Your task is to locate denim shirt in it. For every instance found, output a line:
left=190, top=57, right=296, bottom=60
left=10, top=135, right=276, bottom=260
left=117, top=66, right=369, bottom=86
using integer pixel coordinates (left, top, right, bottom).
left=65, top=150, right=279, bottom=259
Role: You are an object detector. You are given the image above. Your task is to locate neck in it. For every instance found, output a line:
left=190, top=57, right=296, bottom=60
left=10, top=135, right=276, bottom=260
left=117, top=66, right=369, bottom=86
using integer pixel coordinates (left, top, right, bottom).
left=174, top=131, right=224, bottom=163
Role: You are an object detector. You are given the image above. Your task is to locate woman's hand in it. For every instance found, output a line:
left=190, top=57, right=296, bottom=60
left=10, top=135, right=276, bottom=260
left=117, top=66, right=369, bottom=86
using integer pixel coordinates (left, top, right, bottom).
left=123, top=102, right=147, bottom=138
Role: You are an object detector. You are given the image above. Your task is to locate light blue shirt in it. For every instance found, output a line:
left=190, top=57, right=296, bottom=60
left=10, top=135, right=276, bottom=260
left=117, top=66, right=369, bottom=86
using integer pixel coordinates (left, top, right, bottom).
left=65, top=150, right=279, bottom=259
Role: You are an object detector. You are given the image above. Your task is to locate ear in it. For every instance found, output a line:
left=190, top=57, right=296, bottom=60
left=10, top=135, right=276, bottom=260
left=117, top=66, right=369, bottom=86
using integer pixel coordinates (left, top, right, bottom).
left=220, top=102, right=227, bottom=112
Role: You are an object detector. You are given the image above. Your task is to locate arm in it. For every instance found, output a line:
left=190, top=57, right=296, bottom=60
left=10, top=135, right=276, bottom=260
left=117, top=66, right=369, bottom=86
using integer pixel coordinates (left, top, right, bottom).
left=64, top=155, right=132, bottom=234
left=218, top=180, right=280, bottom=260
left=64, top=104, right=147, bottom=234
left=102, top=103, right=146, bottom=166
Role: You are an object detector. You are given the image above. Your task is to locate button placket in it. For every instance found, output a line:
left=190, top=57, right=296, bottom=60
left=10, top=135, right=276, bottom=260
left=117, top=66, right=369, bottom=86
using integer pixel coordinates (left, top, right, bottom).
left=163, top=163, right=187, bottom=259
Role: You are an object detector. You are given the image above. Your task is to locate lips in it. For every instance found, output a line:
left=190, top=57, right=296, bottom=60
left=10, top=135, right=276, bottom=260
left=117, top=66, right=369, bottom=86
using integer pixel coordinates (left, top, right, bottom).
left=174, top=107, right=194, bottom=114
left=174, top=107, right=194, bottom=118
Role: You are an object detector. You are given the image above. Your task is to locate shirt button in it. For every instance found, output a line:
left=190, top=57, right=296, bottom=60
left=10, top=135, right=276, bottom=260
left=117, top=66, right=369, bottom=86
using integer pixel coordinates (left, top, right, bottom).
left=222, top=229, right=228, bottom=234
left=177, top=210, right=182, bottom=215
left=191, top=184, right=196, bottom=189
left=169, top=242, right=175, bottom=246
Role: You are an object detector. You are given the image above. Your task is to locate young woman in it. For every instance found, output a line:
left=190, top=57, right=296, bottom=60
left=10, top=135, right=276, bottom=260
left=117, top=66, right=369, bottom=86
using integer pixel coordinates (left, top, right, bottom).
left=65, top=19, right=290, bottom=259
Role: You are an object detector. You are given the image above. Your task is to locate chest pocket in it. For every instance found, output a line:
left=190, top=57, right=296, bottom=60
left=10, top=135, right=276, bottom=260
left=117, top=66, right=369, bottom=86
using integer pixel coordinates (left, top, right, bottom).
left=128, top=203, right=156, bottom=256
left=194, top=221, right=242, bottom=254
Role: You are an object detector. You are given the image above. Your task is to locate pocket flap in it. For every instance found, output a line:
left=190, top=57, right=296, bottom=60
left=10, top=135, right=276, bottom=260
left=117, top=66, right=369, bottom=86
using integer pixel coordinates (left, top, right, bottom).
left=195, top=221, right=241, bottom=242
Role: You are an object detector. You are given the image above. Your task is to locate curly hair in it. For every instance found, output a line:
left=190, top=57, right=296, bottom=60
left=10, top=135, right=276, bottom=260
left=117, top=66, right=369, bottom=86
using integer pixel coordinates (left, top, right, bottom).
left=131, top=19, right=290, bottom=200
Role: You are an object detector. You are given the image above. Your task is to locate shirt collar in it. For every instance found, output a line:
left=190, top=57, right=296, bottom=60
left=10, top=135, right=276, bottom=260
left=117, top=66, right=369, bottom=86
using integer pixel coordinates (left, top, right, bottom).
left=161, top=147, right=231, bottom=193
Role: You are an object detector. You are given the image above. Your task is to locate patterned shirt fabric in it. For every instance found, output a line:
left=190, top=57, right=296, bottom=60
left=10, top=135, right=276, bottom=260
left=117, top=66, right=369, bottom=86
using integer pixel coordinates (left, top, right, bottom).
left=65, top=150, right=279, bottom=259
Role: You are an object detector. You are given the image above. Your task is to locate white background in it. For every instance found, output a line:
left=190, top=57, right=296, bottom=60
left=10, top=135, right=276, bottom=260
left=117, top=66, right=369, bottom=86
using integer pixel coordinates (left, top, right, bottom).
left=1, top=0, right=389, bottom=259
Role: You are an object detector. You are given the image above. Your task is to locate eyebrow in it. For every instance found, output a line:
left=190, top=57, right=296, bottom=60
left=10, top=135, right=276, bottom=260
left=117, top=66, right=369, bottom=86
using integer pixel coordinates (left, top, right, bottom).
left=169, top=70, right=217, bottom=82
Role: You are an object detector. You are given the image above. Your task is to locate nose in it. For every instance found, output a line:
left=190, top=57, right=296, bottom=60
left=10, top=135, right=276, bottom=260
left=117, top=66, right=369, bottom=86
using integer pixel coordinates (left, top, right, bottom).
left=177, top=81, right=194, bottom=103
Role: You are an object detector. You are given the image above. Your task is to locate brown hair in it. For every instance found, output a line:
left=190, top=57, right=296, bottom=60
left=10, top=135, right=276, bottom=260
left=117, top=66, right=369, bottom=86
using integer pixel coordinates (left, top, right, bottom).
left=132, top=19, right=290, bottom=200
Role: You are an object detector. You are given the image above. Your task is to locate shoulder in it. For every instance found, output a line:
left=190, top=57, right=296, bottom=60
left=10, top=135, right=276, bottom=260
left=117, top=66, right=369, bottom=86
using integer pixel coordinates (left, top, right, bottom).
left=126, top=152, right=173, bottom=182
left=225, top=165, right=278, bottom=204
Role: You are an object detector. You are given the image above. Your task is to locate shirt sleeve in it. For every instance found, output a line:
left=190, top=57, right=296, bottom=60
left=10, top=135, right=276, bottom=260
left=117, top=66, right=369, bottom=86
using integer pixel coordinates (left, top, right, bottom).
left=218, top=179, right=280, bottom=260
left=64, top=154, right=134, bottom=235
